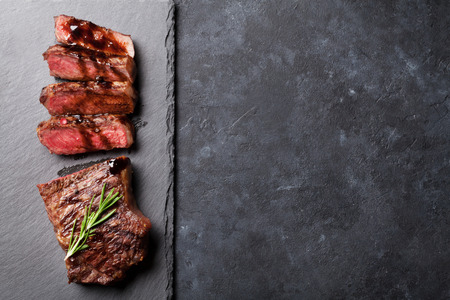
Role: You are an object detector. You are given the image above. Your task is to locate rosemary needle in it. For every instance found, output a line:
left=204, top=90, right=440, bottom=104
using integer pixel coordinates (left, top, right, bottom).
left=65, top=183, right=122, bottom=260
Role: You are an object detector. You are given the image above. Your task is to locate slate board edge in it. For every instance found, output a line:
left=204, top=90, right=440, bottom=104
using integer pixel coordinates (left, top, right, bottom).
left=164, top=1, right=175, bottom=299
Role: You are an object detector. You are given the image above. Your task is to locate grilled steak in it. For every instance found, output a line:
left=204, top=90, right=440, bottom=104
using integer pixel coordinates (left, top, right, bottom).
left=54, top=15, right=135, bottom=57
left=40, top=81, right=137, bottom=115
left=37, top=156, right=151, bottom=285
left=43, top=45, right=136, bottom=82
left=37, top=115, right=134, bottom=155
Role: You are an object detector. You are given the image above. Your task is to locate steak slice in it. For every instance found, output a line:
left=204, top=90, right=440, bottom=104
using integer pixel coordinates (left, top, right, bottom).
left=40, top=81, right=137, bottom=115
left=37, top=115, right=134, bottom=155
left=43, top=45, right=136, bottom=82
left=54, top=15, right=135, bottom=58
left=37, top=156, right=151, bottom=285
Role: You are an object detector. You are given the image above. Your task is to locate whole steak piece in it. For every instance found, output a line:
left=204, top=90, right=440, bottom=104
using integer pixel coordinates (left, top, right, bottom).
left=43, top=45, right=136, bottom=82
left=37, top=115, right=134, bottom=155
left=40, top=81, right=137, bottom=115
left=37, top=156, right=151, bottom=285
left=54, top=15, right=135, bottom=58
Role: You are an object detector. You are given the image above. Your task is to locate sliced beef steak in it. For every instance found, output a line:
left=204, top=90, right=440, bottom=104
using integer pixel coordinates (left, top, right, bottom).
left=37, top=115, right=134, bottom=155
left=37, top=156, right=151, bottom=285
left=54, top=15, right=135, bottom=57
left=40, top=81, right=137, bottom=115
left=43, top=45, right=135, bottom=82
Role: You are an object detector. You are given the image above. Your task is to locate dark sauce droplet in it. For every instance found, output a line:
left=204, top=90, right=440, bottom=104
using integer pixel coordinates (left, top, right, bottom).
left=98, top=80, right=112, bottom=89
left=108, top=157, right=128, bottom=175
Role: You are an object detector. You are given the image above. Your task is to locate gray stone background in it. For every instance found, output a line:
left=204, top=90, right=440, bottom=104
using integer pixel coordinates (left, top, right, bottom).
left=174, top=0, right=449, bottom=299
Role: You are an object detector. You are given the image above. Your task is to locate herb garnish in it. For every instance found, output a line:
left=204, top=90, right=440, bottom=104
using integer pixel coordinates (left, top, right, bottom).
left=65, top=184, right=122, bottom=260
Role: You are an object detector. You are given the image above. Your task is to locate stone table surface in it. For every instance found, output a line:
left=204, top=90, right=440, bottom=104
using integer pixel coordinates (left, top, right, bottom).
left=174, top=1, right=449, bottom=299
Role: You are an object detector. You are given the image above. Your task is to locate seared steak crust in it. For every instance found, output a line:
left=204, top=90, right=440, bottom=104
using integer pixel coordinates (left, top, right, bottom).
left=43, top=44, right=135, bottom=82
left=37, top=156, right=151, bottom=285
left=37, top=115, right=134, bottom=155
left=40, top=81, right=137, bottom=115
left=54, top=15, right=135, bottom=57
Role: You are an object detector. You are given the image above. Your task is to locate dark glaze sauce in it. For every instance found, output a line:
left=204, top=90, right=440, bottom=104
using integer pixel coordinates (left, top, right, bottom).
left=63, top=45, right=109, bottom=61
left=65, top=17, right=128, bottom=56
left=97, top=81, right=113, bottom=89
left=108, top=157, right=128, bottom=175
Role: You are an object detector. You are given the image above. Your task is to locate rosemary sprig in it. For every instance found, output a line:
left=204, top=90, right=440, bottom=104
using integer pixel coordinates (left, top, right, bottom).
left=64, top=183, right=122, bottom=260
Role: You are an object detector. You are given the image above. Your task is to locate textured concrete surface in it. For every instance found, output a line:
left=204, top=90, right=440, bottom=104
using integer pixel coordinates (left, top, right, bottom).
left=174, top=1, right=449, bottom=299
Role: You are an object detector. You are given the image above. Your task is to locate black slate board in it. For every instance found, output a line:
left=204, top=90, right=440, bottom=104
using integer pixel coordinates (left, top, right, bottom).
left=0, top=1, right=174, bottom=299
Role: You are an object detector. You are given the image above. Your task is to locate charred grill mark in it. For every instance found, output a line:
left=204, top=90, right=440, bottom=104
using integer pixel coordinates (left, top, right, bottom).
left=76, top=51, right=87, bottom=79
left=59, top=202, right=88, bottom=234
left=98, top=129, right=112, bottom=150
left=57, top=194, right=83, bottom=208
left=78, top=126, right=93, bottom=152
left=108, top=64, right=126, bottom=81
left=88, top=228, right=137, bottom=248
left=93, top=53, right=107, bottom=81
